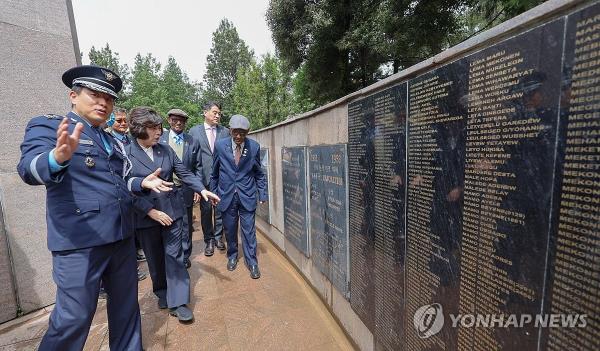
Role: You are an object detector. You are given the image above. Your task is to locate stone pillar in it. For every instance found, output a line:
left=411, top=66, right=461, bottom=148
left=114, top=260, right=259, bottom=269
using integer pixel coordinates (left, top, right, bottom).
left=0, top=0, right=80, bottom=322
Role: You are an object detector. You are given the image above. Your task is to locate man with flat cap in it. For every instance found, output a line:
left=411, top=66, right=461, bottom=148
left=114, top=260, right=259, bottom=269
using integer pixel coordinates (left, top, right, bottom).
left=159, top=108, right=202, bottom=268
left=17, top=65, right=173, bottom=350
left=210, top=114, right=267, bottom=278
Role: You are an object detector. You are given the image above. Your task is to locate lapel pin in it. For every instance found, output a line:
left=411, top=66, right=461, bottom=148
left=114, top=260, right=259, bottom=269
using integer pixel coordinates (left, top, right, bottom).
left=85, top=156, right=95, bottom=168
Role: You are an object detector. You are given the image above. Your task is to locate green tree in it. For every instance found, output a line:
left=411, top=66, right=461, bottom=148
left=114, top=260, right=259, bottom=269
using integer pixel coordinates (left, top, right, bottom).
left=123, top=53, right=161, bottom=111
left=203, top=18, right=255, bottom=124
left=451, top=0, right=547, bottom=44
left=88, top=43, right=130, bottom=101
left=230, top=54, right=299, bottom=130
left=267, top=0, right=547, bottom=106
left=290, top=64, right=315, bottom=113
left=154, top=56, right=201, bottom=124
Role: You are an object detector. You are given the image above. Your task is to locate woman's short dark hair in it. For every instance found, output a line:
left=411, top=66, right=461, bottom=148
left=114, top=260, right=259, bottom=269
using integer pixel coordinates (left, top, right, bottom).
left=128, top=106, right=163, bottom=139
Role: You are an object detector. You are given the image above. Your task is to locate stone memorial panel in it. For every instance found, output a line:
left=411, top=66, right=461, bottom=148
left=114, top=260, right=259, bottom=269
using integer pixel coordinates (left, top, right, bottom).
left=348, top=83, right=408, bottom=347
left=309, top=144, right=349, bottom=298
left=348, top=95, right=376, bottom=329
left=345, top=3, right=599, bottom=351
left=282, top=146, right=309, bottom=256
left=256, top=148, right=270, bottom=223
left=453, top=18, right=565, bottom=351
left=543, top=3, right=600, bottom=351
left=405, top=59, right=468, bottom=351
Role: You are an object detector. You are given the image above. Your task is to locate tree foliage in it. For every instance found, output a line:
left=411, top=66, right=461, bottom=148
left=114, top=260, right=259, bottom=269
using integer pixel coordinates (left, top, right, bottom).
left=203, top=18, right=255, bottom=124
left=267, top=0, right=547, bottom=106
left=231, top=54, right=301, bottom=130
left=123, top=53, right=162, bottom=110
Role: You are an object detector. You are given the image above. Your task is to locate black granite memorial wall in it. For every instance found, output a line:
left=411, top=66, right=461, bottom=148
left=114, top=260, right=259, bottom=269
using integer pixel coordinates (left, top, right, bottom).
left=282, top=146, right=310, bottom=256
left=345, top=2, right=600, bottom=350
left=348, top=83, right=408, bottom=348
left=309, top=144, right=349, bottom=297
left=256, top=148, right=270, bottom=223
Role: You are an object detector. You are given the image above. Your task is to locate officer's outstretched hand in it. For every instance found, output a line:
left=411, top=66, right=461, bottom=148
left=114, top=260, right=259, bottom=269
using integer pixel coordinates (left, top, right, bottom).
left=142, top=168, right=174, bottom=193
left=200, top=189, right=220, bottom=206
left=54, top=118, right=83, bottom=164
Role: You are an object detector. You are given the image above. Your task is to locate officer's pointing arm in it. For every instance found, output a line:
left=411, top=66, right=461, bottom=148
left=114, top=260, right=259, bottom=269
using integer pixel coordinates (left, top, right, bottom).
left=17, top=116, right=81, bottom=186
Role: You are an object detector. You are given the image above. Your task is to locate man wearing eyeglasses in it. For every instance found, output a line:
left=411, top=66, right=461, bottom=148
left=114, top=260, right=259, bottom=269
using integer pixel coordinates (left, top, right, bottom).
left=160, top=108, right=203, bottom=269
left=189, top=102, right=229, bottom=257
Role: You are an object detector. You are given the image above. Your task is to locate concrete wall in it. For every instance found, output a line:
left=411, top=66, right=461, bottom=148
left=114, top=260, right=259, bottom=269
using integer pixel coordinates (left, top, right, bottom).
left=250, top=0, right=590, bottom=349
left=0, top=0, right=80, bottom=322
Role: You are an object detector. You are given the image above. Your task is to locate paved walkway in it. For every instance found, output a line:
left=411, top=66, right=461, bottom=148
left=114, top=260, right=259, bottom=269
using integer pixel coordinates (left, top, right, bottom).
left=0, top=219, right=354, bottom=350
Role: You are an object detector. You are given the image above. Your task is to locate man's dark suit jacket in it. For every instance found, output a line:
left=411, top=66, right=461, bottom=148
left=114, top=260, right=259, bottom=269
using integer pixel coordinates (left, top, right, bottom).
left=159, top=131, right=202, bottom=207
left=188, top=123, right=229, bottom=186
left=210, top=137, right=267, bottom=212
left=126, top=140, right=206, bottom=229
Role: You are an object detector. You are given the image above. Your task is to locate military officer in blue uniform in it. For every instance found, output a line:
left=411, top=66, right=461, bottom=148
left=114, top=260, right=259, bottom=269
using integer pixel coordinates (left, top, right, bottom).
left=17, top=65, right=173, bottom=351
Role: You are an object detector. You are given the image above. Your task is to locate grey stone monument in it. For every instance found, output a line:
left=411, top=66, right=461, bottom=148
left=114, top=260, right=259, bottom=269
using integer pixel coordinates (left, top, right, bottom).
left=0, top=0, right=80, bottom=322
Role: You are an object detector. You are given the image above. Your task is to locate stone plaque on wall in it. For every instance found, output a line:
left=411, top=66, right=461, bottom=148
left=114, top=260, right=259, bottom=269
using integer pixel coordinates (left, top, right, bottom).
left=282, top=146, right=309, bottom=256
left=309, top=144, right=349, bottom=298
left=348, top=82, right=408, bottom=346
left=345, top=6, right=600, bottom=349
left=256, top=148, right=270, bottom=223
left=542, top=3, right=600, bottom=351
left=405, top=17, right=566, bottom=350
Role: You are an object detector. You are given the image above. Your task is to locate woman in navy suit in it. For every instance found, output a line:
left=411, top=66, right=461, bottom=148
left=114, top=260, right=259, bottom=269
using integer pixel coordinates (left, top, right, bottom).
left=126, top=106, right=219, bottom=322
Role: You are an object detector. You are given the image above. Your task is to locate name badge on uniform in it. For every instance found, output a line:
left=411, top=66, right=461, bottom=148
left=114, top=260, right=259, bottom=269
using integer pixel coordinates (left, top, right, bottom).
left=79, top=139, right=94, bottom=146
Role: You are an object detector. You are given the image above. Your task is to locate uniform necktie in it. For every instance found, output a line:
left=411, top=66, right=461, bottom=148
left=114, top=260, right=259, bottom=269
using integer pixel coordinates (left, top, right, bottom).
left=210, top=127, right=216, bottom=152
left=235, top=144, right=241, bottom=166
left=95, top=127, right=112, bottom=154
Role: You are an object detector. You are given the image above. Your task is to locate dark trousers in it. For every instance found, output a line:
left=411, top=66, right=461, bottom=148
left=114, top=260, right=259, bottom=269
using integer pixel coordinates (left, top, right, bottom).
left=138, top=218, right=190, bottom=308
left=181, top=205, right=194, bottom=260
left=40, top=237, right=142, bottom=351
left=200, top=193, right=223, bottom=243
left=222, top=192, right=258, bottom=266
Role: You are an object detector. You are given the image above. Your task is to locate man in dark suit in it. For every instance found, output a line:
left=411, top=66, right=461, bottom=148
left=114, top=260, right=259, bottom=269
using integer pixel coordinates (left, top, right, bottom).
left=160, top=108, right=202, bottom=268
left=210, top=114, right=267, bottom=279
left=189, top=101, right=229, bottom=256
left=17, top=65, right=173, bottom=350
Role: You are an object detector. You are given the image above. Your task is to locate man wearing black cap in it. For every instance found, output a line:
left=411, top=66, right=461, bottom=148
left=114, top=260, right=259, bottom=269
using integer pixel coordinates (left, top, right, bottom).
left=159, top=108, right=202, bottom=268
left=210, top=114, right=267, bottom=278
left=17, top=65, right=173, bottom=350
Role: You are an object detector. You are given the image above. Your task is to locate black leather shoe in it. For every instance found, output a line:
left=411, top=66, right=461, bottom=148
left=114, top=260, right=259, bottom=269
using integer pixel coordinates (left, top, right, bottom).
left=137, top=268, right=148, bottom=281
left=136, top=249, right=146, bottom=262
left=184, top=258, right=191, bottom=269
left=169, top=305, right=194, bottom=322
left=98, top=287, right=107, bottom=300
left=216, top=239, right=226, bottom=251
left=249, top=265, right=261, bottom=279
left=204, top=240, right=215, bottom=256
left=227, top=258, right=238, bottom=271
left=158, top=296, right=167, bottom=309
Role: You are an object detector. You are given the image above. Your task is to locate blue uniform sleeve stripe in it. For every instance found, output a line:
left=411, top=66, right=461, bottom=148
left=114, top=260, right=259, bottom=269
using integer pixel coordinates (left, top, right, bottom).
left=127, top=177, right=136, bottom=192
